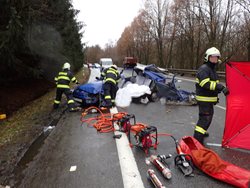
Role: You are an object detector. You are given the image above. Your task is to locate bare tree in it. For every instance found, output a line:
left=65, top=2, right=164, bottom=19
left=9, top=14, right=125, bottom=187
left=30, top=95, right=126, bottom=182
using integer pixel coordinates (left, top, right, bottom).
left=142, top=0, right=170, bottom=67
left=114, top=0, right=250, bottom=69
left=235, top=0, right=250, bottom=60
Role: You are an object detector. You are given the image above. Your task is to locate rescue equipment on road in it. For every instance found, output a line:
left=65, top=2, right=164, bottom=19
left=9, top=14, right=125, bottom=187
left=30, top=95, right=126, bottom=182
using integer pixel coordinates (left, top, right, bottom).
left=149, top=155, right=172, bottom=179
left=128, top=123, right=158, bottom=154
left=115, top=113, right=135, bottom=133
left=80, top=106, right=127, bottom=133
left=179, top=136, right=250, bottom=188
left=147, top=169, right=166, bottom=188
left=173, top=136, right=194, bottom=177
left=152, top=133, right=194, bottom=176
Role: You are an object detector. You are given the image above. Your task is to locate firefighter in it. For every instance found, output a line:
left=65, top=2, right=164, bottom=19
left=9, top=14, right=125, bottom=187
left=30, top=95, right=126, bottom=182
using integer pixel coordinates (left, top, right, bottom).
left=194, top=47, right=229, bottom=145
left=101, top=65, right=120, bottom=107
left=54, top=62, right=80, bottom=112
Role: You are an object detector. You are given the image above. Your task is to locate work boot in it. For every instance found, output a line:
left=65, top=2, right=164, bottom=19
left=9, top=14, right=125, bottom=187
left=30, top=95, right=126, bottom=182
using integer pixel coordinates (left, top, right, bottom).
left=53, top=104, right=59, bottom=109
left=104, top=100, right=112, bottom=108
left=69, top=107, right=81, bottom=112
left=204, top=131, right=209, bottom=137
left=193, top=132, right=204, bottom=145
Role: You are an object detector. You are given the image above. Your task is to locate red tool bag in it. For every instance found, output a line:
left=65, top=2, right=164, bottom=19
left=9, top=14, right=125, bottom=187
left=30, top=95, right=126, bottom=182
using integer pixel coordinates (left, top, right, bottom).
left=179, top=136, right=250, bottom=188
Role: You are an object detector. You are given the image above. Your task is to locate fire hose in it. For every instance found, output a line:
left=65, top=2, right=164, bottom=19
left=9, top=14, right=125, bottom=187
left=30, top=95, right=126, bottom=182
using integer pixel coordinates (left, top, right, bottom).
left=80, top=106, right=127, bottom=133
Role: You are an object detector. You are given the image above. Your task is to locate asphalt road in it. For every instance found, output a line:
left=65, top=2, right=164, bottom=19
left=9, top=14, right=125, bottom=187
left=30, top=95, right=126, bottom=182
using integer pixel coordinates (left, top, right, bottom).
left=18, top=68, right=250, bottom=188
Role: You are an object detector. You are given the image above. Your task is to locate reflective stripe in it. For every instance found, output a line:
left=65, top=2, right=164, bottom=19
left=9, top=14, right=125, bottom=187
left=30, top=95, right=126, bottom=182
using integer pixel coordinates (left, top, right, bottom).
left=68, top=100, right=74, bottom=104
left=196, top=78, right=199, bottom=83
left=105, top=95, right=111, bottom=99
left=57, top=84, right=70, bottom=89
left=195, top=95, right=217, bottom=102
left=199, top=78, right=210, bottom=87
left=210, top=81, right=216, bottom=90
left=58, top=76, right=70, bottom=81
left=107, top=70, right=117, bottom=76
left=71, top=77, right=76, bottom=82
left=195, top=125, right=206, bottom=134
left=59, top=72, right=67, bottom=75
left=111, top=99, right=115, bottom=102
left=54, top=100, right=60, bottom=104
left=105, top=78, right=116, bottom=85
left=55, top=77, right=58, bottom=81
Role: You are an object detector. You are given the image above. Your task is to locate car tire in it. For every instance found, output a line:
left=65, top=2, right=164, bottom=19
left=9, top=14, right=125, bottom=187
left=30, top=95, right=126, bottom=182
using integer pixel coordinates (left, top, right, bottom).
left=148, top=92, right=159, bottom=102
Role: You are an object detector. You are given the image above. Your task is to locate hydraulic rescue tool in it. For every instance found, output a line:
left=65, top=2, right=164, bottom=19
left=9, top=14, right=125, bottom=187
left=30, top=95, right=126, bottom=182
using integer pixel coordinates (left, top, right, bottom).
left=147, top=169, right=166, bottom=188
left=149, top=155, right=172, bottom=179
left=128, top=123, right=158, bottom=154
left=115, top=113, right=136, bottom=133
left=172, top=136, right=194, bottom=176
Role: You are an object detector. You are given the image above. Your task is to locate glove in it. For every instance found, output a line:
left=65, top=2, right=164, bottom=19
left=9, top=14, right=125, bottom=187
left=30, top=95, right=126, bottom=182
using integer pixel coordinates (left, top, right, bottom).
left=222, top=87, right=229, bottom=96
left=216, top=83, right=224, bottom=92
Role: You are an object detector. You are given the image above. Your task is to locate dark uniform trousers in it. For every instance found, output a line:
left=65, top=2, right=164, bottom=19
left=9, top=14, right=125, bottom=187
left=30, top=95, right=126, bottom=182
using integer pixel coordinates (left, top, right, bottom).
left=54, top=69, right=78, bottom=111
left=54, top=88, right=75, bottom=109
left=103, top=82, right=118, bottom=107
left=194, top=102, right=214, bottom=144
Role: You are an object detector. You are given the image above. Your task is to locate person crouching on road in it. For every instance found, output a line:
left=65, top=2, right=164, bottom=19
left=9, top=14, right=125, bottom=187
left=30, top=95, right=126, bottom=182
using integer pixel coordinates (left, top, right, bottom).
left=194, top=47, right=229, bottom=145
left=54, top=62, right=80, bottom=112
left=101, top=65, right=120, bottom=107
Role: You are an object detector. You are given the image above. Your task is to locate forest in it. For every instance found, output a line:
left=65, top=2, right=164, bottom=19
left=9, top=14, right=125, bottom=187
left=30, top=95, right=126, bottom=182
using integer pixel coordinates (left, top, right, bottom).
left=0, top=0, right=85, bottom=115
left=0, top=0, right=85, bottom=84
left=1, top=0, right=249, bottom=82
left=0, top=0, right=250, bottom=115
left=86, top=0, right=250, bottom=71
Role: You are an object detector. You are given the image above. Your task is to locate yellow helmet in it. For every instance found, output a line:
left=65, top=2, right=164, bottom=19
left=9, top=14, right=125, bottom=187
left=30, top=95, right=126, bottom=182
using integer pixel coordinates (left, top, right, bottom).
left=204, top=47, right=221, bottom=62
left=63, top=62, right=71, bottom=70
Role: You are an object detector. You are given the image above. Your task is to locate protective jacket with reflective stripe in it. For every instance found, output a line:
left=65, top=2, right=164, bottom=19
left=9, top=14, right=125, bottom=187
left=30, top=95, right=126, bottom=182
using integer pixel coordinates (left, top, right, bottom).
left=55, top=70, right=78, bottom=88
left=195, top=62, right=224, bottom=103
left=101, top=67, right=120, bottom=85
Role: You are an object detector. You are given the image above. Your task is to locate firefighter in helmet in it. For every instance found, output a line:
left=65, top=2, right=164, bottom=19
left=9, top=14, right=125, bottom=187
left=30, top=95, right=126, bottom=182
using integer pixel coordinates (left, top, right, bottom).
left=101, top=64, right=120, bottom=107
left=194, top=47, right=229, bottom=145
left=54, top=62, right=80, bottom=112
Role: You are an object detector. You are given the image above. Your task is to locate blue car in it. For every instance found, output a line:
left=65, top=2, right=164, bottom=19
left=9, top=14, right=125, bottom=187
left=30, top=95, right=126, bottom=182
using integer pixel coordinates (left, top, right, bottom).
left=121, top=64, right=196, bottom=105
left=119, top=64, right=170, bottom=102
left=73, top=64, right=196, bottom=106
left=73, top=80, right=104, bottom=107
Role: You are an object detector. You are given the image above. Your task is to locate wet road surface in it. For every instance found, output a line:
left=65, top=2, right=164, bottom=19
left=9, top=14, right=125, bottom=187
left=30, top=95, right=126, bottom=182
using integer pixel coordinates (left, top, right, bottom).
left=18, top=68, right=250, bottom=188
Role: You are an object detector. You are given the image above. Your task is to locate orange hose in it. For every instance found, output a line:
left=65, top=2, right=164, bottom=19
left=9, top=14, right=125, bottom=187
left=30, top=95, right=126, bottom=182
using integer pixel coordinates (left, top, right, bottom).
left=80, top=106, right=127, bottom=133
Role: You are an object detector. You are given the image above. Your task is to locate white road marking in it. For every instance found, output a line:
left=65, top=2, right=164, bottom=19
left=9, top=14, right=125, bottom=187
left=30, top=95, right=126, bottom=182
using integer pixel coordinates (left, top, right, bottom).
left=69, top=166, right=77, bottom=172
left=111, top=107, right=145, bottom=188
left=206, top=143, right=222, bottom=147
left=215, top=105, right=226, bottom=110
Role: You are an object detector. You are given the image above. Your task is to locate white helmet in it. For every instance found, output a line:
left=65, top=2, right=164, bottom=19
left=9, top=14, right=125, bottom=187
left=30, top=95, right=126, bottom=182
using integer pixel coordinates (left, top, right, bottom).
left=63, top=62, right=71, bottom=70
left=111, top=64, right=117, bottom=69
left=204, top=47, right=221, bottom=62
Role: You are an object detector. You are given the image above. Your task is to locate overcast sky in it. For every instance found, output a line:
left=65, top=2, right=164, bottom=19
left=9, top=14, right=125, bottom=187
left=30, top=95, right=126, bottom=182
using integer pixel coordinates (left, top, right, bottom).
left=72, top=0, right=143, bottom=48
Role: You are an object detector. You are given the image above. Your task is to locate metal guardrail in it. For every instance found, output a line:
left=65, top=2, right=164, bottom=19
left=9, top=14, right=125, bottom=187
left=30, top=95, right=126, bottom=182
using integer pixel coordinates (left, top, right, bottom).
left=167, top=68, right=225, bottom=78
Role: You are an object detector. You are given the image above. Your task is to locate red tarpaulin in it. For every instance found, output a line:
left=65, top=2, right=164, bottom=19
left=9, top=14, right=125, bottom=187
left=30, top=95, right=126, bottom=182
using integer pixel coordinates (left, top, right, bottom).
left=180, top=136, right=250, bottom=188
left=222, top=61, right=250, bottom=150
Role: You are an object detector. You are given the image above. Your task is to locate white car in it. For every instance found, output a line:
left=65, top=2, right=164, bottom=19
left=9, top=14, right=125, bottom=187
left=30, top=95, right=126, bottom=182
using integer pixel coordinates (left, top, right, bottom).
left=99, top=58, right=113, bottom=69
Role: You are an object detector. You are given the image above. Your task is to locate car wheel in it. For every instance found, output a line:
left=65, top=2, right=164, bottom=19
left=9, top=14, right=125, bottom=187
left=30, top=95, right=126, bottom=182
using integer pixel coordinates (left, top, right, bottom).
left=148, top=92, right=159, bottom=102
